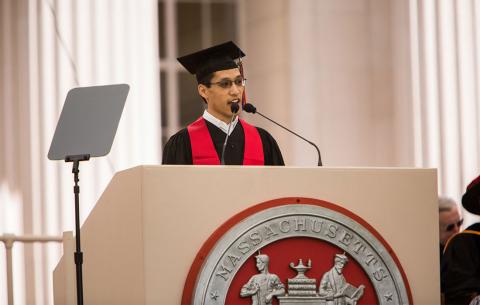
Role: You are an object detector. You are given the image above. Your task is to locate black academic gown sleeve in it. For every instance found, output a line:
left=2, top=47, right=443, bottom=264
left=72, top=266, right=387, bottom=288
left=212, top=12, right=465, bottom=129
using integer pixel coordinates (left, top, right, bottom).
left=442, top=223, right=480, bottom=305
left=162, top=121, right=284, bottom=165
left=161, top=128, right=192, bottom=165
left=256, top=127, right=284, bottom=166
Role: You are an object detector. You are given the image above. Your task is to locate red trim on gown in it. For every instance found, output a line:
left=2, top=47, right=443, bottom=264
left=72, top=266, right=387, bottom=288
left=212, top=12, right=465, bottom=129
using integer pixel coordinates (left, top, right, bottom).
left=187, top=117, right=264, bottom=165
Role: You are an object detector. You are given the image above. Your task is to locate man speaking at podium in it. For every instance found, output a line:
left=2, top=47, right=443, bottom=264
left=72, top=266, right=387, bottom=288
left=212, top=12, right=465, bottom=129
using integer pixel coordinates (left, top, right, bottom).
left=162, top=41, right=284, bottom=165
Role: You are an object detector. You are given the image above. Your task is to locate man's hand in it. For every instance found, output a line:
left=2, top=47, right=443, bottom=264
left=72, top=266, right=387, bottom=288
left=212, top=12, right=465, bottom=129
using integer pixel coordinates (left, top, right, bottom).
left=325, top=292, right=334, bottom=301
left=265, top=293, right=272, bottom=303
left=334, top=285, right=347, bottom=298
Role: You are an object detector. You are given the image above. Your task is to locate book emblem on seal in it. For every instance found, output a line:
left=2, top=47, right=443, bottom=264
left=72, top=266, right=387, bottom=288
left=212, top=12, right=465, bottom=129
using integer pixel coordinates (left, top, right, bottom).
left=183, top=199, right=412, bottom=305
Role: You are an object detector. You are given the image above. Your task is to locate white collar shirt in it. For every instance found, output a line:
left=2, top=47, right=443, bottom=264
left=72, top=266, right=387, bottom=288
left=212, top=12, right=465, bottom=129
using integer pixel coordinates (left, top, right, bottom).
left=202, top=110, right=239, bottom=136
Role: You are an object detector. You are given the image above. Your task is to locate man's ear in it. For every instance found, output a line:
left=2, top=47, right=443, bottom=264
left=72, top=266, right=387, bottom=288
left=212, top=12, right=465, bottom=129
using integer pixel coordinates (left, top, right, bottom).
left=198, top=84, right=208, bottom=101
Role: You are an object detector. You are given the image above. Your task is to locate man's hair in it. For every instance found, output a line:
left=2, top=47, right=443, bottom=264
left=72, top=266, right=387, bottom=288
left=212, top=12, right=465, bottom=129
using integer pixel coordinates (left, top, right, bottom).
left=197, top=72, right=214, bottom=104
left=439, top=196, right=458, bottom=213
left=197, top=72, right=214, bottom=88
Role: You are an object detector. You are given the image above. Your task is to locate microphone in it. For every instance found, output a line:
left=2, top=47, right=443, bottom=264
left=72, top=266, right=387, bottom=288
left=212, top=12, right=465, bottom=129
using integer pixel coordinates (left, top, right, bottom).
left=220, top=102, right=240, bottom=165
left=243, top=103, right=323, bottom=166
left=230, top=102, right=239, bottom=114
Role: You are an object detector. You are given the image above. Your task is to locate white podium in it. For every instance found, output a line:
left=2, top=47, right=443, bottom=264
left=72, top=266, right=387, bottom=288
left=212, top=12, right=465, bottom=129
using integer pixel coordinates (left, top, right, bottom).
left=53, top=166, right=439, bottom=305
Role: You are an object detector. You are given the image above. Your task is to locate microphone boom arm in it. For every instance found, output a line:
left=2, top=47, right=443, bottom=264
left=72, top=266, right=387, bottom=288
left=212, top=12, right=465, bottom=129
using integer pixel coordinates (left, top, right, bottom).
left=255, top=111, right=323, bottom=166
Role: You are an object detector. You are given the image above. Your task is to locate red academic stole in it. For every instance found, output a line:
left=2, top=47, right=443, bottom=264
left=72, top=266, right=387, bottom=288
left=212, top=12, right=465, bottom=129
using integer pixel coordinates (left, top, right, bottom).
left=187, top=117, right=264, bottom=165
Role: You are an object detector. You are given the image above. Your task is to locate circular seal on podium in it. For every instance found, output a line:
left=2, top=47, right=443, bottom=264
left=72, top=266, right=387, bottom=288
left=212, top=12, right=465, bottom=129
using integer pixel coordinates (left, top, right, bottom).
left=182, top=197, right=412, bottom=305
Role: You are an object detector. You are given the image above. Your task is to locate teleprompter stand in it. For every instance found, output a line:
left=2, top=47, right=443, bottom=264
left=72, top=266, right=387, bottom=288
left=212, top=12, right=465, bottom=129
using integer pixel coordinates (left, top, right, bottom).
left=65, top=154, right=90, bottom=305
left=48, top=84, right=130, bottom=305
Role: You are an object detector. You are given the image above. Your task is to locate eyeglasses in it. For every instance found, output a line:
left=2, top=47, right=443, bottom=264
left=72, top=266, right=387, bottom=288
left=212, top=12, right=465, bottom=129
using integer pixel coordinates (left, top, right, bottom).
left=445, top=219, right=464, bottom=232
left=209, top=77, right=246, bottom=89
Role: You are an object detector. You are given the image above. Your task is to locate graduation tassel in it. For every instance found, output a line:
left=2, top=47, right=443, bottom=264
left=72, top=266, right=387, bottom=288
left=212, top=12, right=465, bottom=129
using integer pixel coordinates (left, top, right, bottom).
left=238, top=57, right=247, bottom=107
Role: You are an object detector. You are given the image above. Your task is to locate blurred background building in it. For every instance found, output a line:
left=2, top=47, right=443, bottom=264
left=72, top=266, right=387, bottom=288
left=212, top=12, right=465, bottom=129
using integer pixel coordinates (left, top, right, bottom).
left=1, top=0, right=480, bottom=304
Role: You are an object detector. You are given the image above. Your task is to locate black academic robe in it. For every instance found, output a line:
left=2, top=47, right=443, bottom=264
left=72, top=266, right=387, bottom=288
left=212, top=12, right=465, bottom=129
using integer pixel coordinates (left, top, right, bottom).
left=162, top=120, right=284, bottom=165
left=442, top=223, right=480, bottom=305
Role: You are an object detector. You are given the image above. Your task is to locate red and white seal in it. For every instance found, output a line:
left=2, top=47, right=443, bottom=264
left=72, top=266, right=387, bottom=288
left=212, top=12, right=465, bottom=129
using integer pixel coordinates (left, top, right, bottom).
left=182, top=197, right=412, bottom=305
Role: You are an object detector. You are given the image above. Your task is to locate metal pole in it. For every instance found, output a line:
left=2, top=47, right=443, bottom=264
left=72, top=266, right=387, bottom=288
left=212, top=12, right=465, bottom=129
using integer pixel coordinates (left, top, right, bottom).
left=72, top=160, right=84, bottom=305
left=5, top=236, right=14, bottom=305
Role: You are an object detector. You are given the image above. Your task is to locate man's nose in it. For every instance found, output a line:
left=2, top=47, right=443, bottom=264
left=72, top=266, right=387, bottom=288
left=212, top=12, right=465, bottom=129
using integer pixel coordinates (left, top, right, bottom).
left=229, top=83, right=242, bottom=95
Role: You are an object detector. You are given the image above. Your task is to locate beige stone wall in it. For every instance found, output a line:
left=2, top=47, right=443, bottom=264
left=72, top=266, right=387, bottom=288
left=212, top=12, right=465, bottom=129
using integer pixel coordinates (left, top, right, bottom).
left=241, top=0, right=414, bottom=167
left=239, top=0, right=294, bottom=163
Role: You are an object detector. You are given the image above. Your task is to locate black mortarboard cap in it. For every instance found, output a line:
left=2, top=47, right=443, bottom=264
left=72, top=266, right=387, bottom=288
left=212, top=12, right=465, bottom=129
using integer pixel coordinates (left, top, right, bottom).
left=462, top=175, right=480, bottom=215
left=177, top=41, right=245, bottom=83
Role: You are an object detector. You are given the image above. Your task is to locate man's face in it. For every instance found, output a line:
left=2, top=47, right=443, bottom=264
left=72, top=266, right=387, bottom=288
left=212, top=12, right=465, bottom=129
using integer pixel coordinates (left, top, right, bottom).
left=439, top=207, right=463, bottom=245
left=198, top=68, right=244, bottom=123
left=334, top=260, right=346, bottom=272
left=256, top=258, right=265, bottom=272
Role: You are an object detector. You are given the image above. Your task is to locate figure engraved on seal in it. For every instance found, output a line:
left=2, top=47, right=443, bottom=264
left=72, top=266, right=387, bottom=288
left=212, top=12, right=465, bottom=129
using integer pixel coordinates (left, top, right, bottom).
left=318, top=253, right=364, bottom=305
left=240, top=254, right=286, bottom=305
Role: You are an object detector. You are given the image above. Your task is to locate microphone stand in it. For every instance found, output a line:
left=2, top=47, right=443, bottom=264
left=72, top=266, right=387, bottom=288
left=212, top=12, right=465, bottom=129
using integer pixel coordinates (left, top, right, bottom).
left=65, top=153, right=90, bottom=305
left=244, top=103, right=322, bottom=166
